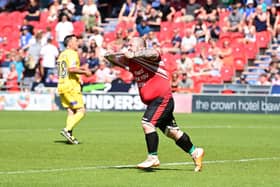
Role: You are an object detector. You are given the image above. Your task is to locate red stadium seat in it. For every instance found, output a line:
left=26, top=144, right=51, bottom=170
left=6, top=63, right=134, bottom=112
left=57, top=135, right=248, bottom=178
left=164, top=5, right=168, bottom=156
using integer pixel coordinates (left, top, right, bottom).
left=244, top=41, right=258, bottom=60
left=161, top=53, right=177, bottom=74
left=73, top=21, right=85, bottom=36
left=220, top=65, right=234, bottom=82
left=103, top=31, right=115, bottom=43
left=233, top=56, right=247, bottom=71
left=256, top=31, right=271, bottom=48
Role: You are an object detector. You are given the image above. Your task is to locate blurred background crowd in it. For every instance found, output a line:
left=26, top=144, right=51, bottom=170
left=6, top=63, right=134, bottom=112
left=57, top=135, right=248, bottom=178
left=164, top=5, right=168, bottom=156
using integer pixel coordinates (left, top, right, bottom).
left=0, top=0, right=279, bottom=94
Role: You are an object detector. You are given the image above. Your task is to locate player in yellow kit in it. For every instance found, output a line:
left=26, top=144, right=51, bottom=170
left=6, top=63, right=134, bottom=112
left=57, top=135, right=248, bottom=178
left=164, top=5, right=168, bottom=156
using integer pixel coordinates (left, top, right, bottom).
left=57, top=34, right=91, bottom=144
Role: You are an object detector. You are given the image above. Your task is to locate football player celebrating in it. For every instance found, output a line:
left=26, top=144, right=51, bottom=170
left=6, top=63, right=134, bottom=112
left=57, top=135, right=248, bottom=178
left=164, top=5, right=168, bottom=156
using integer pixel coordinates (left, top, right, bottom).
left=57, top=34, right=91, bottom=144
left=104, top=37, right=204, bottom=172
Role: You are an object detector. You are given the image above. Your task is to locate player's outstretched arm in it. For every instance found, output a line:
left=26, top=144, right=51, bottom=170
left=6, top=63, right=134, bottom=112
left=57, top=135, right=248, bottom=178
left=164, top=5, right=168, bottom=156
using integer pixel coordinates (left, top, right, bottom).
left=69, top=67, right=92, bottom=77
left=134, top=48, right=159, bottom=59
left=104, top=52, right=128, bottom=69
left=126, top=48, right=160, bottom=65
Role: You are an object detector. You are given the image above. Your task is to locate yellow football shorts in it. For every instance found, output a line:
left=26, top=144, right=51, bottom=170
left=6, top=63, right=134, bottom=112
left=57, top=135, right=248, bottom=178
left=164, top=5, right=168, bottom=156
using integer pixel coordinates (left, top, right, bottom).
left=60, top=92, right=84, bottom=109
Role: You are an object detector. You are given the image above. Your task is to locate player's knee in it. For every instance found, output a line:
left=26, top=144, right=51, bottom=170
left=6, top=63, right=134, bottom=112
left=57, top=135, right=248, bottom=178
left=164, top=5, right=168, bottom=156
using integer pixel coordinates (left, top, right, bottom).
left=165, top=126, right=183, bottom=140
left=141, top=123, right=156, bottom=134
left=77, top=108, right=86, bottom=115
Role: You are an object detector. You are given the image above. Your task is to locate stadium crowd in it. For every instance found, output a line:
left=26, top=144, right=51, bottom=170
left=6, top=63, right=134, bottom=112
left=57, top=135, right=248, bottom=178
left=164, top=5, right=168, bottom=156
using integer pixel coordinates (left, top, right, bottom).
left=0, top=0, right=280, bottom=93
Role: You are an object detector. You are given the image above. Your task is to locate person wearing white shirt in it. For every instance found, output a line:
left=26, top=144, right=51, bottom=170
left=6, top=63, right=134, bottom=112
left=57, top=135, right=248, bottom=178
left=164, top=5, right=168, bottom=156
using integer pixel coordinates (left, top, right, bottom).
left=55, top=15, right=74, bottom=51
left=40, top=38, right=59, bottom=83
left=82, top=0, right=101, bottom=30
left=181, top=28, right=197, bottom=54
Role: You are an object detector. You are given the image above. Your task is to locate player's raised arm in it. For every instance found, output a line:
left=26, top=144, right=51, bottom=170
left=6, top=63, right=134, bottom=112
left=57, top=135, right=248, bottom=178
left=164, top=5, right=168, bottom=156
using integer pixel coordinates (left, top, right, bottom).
left=104, top=52, right=128, bottom=69
left=124, top=37, right=160, bottom=65
left=137, top=48, right=159, bottom=59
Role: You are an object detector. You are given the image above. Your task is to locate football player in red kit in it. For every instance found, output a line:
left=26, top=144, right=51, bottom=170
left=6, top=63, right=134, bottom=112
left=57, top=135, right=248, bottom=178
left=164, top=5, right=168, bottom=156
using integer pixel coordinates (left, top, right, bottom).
left=104, top=37, right=204, bottom=172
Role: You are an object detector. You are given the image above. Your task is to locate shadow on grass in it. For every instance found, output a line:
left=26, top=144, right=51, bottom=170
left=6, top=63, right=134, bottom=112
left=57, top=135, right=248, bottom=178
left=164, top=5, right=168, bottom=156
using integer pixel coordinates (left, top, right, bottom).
left=53, top=140, right=83, bottom=145
left=108, top=166, right=183, bottom=172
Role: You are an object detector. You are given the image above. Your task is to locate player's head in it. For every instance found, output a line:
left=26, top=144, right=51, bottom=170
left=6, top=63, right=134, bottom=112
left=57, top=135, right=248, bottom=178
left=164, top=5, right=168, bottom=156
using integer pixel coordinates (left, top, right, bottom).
left=63, top=34, right=78, bottom=50
left=128, top=37, right=146, bottom=52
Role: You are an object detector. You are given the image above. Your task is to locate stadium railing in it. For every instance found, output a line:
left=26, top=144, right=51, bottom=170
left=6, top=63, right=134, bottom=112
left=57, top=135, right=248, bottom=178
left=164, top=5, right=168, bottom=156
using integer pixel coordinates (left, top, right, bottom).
left=201, top=84, right=279, bottom=95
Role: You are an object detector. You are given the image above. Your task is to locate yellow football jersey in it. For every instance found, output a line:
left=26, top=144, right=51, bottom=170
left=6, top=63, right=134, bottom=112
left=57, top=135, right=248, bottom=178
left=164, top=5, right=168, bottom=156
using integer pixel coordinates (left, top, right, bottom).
left=57, top=49, right=81, bottom=94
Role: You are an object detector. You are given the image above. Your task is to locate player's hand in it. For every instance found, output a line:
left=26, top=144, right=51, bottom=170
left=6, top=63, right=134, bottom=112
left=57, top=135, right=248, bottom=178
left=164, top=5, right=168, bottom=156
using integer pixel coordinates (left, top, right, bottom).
left=85, top=70, right=92, bottom=77
left=125, top=51, right=134, bottom=59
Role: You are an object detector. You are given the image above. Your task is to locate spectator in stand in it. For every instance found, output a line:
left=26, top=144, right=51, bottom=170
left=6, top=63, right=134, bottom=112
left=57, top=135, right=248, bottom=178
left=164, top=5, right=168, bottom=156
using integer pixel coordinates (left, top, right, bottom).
left=41, top=26, right=53, bottom=46
left=136, top=18, right=151, bottom=37
left=93, top=60, right=117, bottom=91
left=252, top=4, right=270, bottom=32
left=176, top=53, right=194, bottom=74
left=88, top=28, right=103, bottom=47
left=88, top=38, right=102, bottom=57
left=108, top=30, right=126, bottom=52
left=20, top=18, right=34, bottom=35
left=178, top=72, right=194, bottom=92
left=208, top=18, right=221, bottom=41
left=4, top=0, right=26, bottom=12
left=175, top=0, right=202, bottom=22
left=218, top=39, right=234, bottom=67
left=73, top=0, right=85, bottom=22
left=44, top=72, right=58, bottom=87
left=55, top=14, right=74, bottom=51
left=0, top=52, right=12, bottom=80
left=118, top=0, right=136, bottom=22
left=171, top=72, right=180, bottom=92
left=200, top=0, right=218, bottom=21
left=181, top=28, right=197, bottom=54
left=86, top=49, right=99, bottom=73
left=265, top=61, right=279, bottom=80
left=145, top=31, right=160, bottom=49
left=223, top=4, right=244, bottom=32
left=20, top=26, right=33, bottom=50
left=241, top=18, right=256, bottom=43
left=238, top=74, right=248, bottom=84
left=135, top=0, right=144, bottom=14
left=257, top=0, right=269, bottom=12
left=162, top=28, right=182, bottom=53
left=25, top=0, right=40, bottom=21
left=244, top=0, right=256, bottom=20
left=146, top=7, right=161, bottom=32
left=142, top=2, right=152, bottom=22
left=97, top=0, right=110, bottom=23
left=157, top=0, right=175, bottom=22
left=48, top=0, right=60, bottom=22
left=40, top=38, right=59, bottom=84
left=5, top=63, right=19, bottom=92
left=58, top=0, right=74, bottom=21
left=23, top=32, right=42, bottom=90
left=268, top=5, right=280, bottom=42
left=192, top=18, right=209, bottom=43
left=218, top=0, right=234, bottom=12
left=0, top=0, right=8, bottom=11
left=82, top=0, right=101, bottom=31
left=271, top=72, right=280, bottom=85
left=257, top=73, right=271, bottom=85
left=10, top=53, right=24, bottom=83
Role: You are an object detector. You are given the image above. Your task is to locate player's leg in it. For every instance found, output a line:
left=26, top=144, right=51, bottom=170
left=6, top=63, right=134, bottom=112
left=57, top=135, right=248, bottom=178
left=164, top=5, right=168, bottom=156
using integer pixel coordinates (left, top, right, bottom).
left=60, top=92, right=85, bottom=144
left=64, top=92, right=85, bottom=131
left=137, top=97, right=165, bottom=169
left=137, top=122, right=160, bottom=169
left=61, top=108, right=79, bottom=144
left=157, top=97, right=204, bottom=172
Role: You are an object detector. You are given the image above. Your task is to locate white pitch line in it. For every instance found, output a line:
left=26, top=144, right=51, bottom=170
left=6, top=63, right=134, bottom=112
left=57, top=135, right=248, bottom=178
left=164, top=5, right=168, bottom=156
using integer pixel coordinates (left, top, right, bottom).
left=0, top=157, right=279, bottom=175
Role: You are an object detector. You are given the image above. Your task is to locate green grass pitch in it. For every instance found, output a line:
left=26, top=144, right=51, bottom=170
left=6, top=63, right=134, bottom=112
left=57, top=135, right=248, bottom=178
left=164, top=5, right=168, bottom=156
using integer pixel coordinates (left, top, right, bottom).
left=0, top=111, right=279, bottom=187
